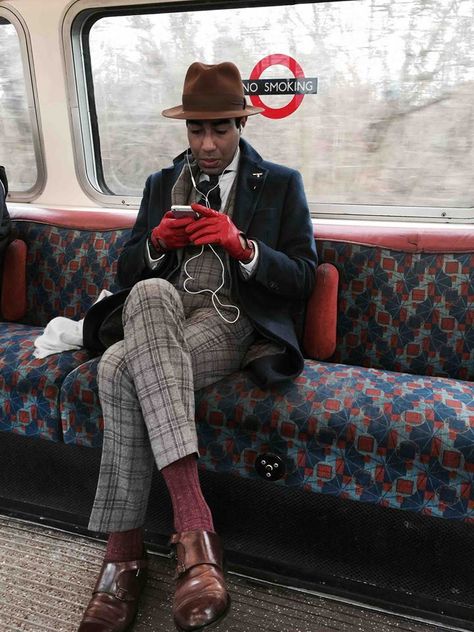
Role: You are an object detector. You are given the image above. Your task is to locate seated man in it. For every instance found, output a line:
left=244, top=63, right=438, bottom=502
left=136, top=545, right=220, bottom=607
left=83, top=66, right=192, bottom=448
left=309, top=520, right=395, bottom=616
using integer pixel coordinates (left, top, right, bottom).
left=79, top=61, right=317, bottom=632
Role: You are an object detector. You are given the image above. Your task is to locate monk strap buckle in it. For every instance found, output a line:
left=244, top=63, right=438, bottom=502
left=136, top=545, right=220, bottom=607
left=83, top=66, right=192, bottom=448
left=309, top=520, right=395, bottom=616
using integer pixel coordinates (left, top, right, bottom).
left=115, top=587, right=129, bottom=601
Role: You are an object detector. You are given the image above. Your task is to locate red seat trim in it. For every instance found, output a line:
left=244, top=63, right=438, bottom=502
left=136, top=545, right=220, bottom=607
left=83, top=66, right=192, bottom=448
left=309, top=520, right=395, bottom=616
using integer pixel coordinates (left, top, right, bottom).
left=304, top=263, right=339, bottom=361
left=8, top=207, right=136, bottom=231
left=314, top=223, right=474, bottom=253
left=2, top=239, right=28, bottom=321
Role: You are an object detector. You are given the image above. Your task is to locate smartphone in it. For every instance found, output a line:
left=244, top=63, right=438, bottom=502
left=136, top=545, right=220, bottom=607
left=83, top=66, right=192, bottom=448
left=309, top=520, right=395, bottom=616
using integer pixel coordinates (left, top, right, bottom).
left=171, top=205, right=199, bottom=219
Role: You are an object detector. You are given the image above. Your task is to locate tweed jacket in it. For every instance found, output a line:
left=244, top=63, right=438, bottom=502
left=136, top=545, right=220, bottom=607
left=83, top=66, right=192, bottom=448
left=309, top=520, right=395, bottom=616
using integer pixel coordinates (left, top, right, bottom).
left=117, top=139, right=318, bottom=386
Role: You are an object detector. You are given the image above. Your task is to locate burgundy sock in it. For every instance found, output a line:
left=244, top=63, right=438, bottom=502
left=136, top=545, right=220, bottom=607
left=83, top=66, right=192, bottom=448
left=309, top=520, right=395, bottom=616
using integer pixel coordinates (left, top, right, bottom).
left=161, top=454, right=214, bottom=533
left=104, top=527, right=144, bottom=562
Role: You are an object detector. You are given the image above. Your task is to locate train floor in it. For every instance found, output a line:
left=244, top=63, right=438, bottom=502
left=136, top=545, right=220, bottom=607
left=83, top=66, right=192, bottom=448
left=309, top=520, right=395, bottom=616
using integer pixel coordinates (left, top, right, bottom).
left=0, top=515, right=465, bottom=632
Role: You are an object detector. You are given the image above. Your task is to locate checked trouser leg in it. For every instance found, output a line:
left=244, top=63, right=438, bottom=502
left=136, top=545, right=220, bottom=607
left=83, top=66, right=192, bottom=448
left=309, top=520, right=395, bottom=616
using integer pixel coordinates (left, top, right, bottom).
left=89, top=278, right=253, bottom=533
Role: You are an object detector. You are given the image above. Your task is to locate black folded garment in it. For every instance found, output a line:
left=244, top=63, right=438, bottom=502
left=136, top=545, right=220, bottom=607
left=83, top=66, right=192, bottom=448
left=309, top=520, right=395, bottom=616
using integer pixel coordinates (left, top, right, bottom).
left=82, top=288, right=131, bottom=353
left=0, top=166, right=11, bottom=284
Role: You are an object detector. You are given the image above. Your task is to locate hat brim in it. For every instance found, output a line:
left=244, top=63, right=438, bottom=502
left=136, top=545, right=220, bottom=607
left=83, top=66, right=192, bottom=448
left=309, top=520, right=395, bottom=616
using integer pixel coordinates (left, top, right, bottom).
left=162, top=105, right=264, bottom=119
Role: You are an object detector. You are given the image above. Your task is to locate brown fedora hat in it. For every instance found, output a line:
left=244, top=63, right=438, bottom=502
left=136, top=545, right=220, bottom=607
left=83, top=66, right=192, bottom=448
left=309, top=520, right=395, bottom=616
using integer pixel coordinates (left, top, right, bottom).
left=162, top=62, right=263, bottom=120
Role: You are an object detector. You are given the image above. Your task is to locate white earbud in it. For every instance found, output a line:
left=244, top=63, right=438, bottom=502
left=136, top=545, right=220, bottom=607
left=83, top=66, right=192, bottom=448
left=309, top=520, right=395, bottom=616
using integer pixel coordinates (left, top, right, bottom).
left=186, top=150, right=197, bottom=189
left=182, top=149, right=240, bottom=324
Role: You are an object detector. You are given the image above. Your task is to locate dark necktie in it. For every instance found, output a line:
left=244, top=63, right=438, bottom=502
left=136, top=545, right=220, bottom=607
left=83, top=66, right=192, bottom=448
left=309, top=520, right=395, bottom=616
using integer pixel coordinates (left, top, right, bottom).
left=196, top=175, right=221, bottom=210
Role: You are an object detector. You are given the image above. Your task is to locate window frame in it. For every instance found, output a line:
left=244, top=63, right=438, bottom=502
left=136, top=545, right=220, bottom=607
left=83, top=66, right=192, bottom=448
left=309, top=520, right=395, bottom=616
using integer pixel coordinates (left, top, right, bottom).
left=62, top=0, right=474, bottom=223
left=0, top=5, right=46, bottom=201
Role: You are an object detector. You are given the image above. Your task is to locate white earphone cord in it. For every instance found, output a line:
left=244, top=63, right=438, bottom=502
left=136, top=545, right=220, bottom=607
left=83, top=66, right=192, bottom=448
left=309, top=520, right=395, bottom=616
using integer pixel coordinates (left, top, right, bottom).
left=184, top=151, right=240, bottom=324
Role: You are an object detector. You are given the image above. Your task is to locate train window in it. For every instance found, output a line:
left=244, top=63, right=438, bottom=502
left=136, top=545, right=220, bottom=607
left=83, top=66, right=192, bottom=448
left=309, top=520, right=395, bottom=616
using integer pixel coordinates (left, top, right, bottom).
left=66, top=0, right=474, bottom=221
left=0, top=8, right=44, bottom=199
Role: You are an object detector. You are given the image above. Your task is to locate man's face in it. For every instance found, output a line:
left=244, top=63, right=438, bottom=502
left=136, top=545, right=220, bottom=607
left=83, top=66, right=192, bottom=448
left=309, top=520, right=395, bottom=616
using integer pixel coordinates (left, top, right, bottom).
left=187, top=119, right=243, bottom=175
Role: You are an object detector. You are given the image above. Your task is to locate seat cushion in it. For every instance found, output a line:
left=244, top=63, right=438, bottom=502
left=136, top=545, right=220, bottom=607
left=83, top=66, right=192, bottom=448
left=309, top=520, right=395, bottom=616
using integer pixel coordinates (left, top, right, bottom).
left=195, top=362, right=474, bottom=521
left=60, top=357, right=102, bottom=447
left=60, top=353, right=474, bottom=521
left=0, top=323, right=95, bottom=441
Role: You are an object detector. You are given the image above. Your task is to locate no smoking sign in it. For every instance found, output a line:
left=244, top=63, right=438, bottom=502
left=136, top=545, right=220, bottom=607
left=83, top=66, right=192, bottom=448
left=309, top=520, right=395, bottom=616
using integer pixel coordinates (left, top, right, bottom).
left=243, top=54, right=318, bottom=119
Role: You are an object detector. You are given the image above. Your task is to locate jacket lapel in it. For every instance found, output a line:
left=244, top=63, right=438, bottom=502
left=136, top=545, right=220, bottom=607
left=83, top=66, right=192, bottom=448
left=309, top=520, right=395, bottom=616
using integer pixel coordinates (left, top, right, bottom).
left=233, top=139, right=268, bottom=234
left=161, top=161, right=183, bottom=213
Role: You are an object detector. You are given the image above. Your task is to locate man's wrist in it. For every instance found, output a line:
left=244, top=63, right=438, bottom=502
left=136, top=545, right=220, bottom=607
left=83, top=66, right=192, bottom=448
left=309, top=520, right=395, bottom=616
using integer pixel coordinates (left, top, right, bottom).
left=239, top=234, right=254, bottom=263
left=148, top=236, right=166, bottom=258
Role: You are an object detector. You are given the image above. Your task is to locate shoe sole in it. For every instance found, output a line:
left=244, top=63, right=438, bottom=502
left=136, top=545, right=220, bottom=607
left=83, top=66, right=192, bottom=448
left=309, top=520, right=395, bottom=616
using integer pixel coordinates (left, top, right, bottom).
left=122, top=570, right=148, bottom=632
left=174, top=595, right=231, bottom=632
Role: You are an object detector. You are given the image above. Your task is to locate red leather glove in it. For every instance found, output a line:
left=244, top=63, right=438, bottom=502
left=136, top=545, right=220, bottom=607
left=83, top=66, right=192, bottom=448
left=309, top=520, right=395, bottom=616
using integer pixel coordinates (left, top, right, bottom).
left=186, top=204, right=253, bottom=261
left=150, top=211, right=195, bottom=252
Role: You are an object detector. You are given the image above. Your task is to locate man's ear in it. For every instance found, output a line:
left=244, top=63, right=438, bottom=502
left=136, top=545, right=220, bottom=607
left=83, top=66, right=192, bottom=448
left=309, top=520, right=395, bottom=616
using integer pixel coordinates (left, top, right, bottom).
left=240, top=116, right=248, bottom=131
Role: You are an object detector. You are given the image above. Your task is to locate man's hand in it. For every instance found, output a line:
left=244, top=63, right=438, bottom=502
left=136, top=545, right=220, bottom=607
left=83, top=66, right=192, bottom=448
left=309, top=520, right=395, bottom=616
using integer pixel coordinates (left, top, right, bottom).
left=186, top=203, right=254, bottom=262
left=150, top=211, right=195, bottom=252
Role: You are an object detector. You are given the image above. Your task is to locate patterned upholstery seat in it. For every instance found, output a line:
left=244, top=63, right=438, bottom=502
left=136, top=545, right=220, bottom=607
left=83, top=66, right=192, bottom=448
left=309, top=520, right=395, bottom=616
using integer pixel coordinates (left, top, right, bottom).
left=318, top=239, right=474, bottom=381
left=3, top=210, right=474, bottom=522
left=0, top=323, right=93, bottom=441
left=0, top=212, right=131, bottom=441
left=60, top=357, right=474, bottom=520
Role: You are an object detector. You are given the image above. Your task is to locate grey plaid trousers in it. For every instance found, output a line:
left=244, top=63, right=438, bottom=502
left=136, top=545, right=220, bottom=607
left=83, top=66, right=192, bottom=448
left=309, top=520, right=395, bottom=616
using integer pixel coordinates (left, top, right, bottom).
left=88, top=278, right=254, bottom=533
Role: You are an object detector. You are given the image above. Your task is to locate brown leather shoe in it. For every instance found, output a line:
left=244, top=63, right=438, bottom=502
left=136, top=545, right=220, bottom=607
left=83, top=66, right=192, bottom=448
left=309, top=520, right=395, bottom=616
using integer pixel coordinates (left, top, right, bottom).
left=171, top=531, right=230, bottom=631
left=78, top=557, right=148, bottom=632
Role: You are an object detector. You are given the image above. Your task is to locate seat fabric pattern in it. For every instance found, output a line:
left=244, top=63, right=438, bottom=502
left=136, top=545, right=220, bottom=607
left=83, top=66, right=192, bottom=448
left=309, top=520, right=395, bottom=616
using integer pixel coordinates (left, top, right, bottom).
left=60, top=358, right=102, bottom=447
left=0, top=323, right=94, bottom=441
left=11, top=222, right=130, bottom=327
left=317, top=241, right=474, bottom=380
left=60, top=357, right=474, bottom=521
left=194, top=362, right=474, bottom=521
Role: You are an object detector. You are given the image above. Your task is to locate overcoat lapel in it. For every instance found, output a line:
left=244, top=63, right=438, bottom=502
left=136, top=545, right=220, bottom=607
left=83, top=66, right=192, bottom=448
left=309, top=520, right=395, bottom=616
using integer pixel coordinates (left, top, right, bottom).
left=232, top=140, right=268, bottom=234
left=161, top=162, right=182, bottom=213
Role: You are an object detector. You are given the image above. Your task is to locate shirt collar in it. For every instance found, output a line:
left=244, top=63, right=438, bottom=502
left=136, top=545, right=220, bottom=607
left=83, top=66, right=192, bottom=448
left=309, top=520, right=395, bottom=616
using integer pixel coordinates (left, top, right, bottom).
left=225, top=146, right=240, bottom=173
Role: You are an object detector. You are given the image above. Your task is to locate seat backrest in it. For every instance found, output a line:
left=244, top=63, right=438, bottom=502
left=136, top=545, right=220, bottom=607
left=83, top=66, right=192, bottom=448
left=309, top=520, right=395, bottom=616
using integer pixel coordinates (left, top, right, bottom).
left=316, top=225, right=474, bottom=380
left=5, top=208, right=135, bottom=327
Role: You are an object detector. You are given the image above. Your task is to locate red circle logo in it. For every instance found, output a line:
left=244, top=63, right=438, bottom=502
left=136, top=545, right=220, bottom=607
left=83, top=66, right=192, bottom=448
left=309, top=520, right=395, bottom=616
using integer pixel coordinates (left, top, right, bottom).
left=249, top=54, right=305, bottom=119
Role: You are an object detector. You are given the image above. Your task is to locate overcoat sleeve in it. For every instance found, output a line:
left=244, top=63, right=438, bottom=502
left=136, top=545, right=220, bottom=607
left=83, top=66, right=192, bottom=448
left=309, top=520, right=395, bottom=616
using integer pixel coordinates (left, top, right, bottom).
left=241, top=169, right=317, bottom=301
left=117, top=173, right=171, bottom=288
left=253, top=171, right=316, bottom=299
